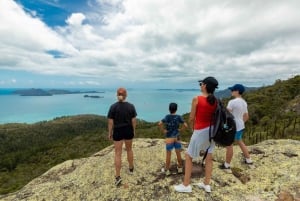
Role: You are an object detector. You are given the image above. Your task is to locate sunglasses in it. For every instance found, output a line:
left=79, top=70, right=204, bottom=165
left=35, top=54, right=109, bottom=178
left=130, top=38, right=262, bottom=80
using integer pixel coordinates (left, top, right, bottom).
left=199, top=82, right=205, bottom=86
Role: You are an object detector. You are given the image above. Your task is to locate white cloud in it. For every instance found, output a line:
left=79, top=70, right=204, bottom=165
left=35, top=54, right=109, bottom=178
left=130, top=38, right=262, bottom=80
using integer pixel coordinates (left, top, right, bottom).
left=66, top=13, right=86, bottom=26
left=0, top=0, right=299, bottom=88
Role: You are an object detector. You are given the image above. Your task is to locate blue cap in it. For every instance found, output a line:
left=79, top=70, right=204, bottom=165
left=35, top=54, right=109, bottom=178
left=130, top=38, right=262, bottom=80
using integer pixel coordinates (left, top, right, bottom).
left=228, top=84, right=245, bottom=94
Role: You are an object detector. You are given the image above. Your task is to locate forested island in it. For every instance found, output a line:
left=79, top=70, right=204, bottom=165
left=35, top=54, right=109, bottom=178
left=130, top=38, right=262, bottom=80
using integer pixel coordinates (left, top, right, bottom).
left=12, top=88, right=103, bottom=96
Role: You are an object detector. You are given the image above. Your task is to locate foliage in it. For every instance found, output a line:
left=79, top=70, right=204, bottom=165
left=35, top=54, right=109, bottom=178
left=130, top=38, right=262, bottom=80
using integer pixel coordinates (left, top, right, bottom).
left=243, top=75, right=300, bottom=144
left=0, top=115, right=111, bottom=194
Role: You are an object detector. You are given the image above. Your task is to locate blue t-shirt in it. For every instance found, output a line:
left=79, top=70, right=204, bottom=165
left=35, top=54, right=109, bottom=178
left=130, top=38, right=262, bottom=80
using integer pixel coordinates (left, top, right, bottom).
left=161, top=114, right=184, bottom=138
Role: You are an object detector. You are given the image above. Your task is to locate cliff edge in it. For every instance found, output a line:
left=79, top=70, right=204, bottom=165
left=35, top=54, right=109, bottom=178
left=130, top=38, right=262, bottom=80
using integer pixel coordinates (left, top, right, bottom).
left=1, top=139, right=299, bottom=201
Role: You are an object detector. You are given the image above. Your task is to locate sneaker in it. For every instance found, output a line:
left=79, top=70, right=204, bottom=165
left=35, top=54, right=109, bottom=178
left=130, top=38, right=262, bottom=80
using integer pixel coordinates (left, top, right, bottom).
left=165, top=170, right=171, bottom=176
left=244, top=159, right=253, bottom=164
left=177, top=167, right=183, bottom=174
left=219, top=163, right=232, bottom=173
left=174, top=184, right=192, bottom=193
left=129, top=167, right=134, bottom=174
left=197, top=182, right=211, bottom=193
left=219, top=163, right=230, bottom=170
left=115, top=176, right=122, bottom=186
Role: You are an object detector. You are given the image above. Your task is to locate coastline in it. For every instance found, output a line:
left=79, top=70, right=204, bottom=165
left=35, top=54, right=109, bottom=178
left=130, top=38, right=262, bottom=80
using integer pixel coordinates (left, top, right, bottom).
left=0, top=88, right=198, bottom=124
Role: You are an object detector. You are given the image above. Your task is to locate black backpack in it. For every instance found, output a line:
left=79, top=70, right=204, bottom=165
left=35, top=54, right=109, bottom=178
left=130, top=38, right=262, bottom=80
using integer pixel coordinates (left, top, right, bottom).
left=202, top=99, right=236, bottom=165
left=209, top=99, right=236, bottom=146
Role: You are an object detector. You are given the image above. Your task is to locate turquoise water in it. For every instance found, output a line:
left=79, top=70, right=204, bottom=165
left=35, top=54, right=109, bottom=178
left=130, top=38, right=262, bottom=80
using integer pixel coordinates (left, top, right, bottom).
left=0, top=89, right=198, bottom=124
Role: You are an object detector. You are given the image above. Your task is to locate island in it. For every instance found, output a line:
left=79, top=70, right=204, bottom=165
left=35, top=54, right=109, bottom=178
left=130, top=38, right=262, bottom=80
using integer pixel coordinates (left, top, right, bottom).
left=83, top=95, right=104, bottom=98
left=12, top=88, right=104, bottom=96
left=12, top=89, right=52, bottom=96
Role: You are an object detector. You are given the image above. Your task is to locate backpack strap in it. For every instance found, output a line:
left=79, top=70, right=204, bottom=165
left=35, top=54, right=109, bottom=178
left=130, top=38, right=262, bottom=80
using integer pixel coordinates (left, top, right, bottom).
left=201, top=148, right=209, bottom=166
left=208, top=115, right=214, bottom=143
left=209, top=98, right=221, bottom=141
left=203, top=98, right=220, bottom=166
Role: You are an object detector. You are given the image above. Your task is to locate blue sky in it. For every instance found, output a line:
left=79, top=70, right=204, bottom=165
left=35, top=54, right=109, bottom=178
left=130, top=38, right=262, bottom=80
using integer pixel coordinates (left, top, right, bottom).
left=0, top=0, right=299, bottom=89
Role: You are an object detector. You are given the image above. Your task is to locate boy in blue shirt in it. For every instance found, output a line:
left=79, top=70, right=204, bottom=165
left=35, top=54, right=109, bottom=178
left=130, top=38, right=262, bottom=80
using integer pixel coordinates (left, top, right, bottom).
left=158, top=103, right=188, bottom=176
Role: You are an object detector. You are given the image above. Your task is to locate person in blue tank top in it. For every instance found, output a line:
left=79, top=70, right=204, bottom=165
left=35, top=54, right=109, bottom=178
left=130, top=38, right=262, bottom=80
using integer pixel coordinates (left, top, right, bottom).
left=158, top=102, right=188, bottom=176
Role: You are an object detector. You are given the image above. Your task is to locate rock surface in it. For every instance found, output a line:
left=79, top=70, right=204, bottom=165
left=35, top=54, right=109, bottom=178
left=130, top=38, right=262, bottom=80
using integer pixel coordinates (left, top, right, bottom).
left=1, top=139, right=299, bottom=201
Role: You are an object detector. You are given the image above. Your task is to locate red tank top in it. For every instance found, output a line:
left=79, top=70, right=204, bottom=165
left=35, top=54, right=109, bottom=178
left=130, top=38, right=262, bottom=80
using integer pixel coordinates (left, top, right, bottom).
left=194, top=96, right=217, bottom=129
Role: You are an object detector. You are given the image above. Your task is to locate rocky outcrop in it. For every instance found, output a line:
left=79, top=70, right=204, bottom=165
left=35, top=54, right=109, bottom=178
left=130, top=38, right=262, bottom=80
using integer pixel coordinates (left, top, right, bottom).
left=1, top=139, right=299, bottom=201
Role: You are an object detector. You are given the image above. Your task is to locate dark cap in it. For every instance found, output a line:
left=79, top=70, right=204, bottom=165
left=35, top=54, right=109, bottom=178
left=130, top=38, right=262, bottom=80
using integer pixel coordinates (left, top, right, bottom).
left=228, top=84, right=245, bottom=94
left=198, top=76, right=218, bottom=89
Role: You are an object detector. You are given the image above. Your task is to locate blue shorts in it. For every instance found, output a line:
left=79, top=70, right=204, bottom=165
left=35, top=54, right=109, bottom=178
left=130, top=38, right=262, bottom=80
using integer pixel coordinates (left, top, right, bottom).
left=166, top=141, right=182, bottom=151
left=235, top=129, right=244, bottom=141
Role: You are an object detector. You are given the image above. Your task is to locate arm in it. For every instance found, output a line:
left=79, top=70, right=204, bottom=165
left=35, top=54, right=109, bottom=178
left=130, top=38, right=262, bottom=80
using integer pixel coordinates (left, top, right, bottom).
left=179, top=120, right=188, bottom=132
left=158, top=121, right=167, bottom=134
left=108, top=118, right=114, bottom=140
left=243, top=112, right=249, bottom=122
left=183, top=122, right=188, bottom=129
left=189, top=96, right=198, bottom=130
left=132, top=117, right=137, bottom=136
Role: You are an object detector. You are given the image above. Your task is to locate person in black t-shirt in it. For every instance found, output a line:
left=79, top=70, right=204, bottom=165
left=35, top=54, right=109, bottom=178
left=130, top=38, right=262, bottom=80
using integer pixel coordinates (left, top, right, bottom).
left=107, top=87, right=137, bottom=186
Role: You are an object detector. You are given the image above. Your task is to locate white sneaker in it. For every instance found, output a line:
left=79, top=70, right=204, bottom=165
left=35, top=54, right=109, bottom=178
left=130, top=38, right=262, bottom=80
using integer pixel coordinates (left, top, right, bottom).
left=177, top=167, right=183, bottom=174
left=197, top=182, right=211, bottom=193
left=174, top=184, right=192, bottom=193
left=245, top=158, right=253, bottom=164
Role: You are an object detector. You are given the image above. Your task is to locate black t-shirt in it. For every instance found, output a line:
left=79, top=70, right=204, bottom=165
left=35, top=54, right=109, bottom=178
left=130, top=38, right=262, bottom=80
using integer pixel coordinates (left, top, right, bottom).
left=107, top=101, right=137, bottom=128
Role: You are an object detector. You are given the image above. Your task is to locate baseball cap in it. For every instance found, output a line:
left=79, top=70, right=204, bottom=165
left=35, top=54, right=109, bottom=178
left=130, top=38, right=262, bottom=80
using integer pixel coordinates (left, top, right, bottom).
left=228, top=84, right=245, bottom=94
left=198, top=76, right=219, bottom=88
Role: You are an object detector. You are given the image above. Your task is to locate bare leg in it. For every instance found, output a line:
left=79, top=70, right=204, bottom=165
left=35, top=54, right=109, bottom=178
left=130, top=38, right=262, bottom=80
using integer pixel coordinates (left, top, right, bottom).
left=237, top=140, right=250, bottom=159
left=183, top=153, right=192, bottom=186
left=175, top=149, right=183, bottom=167
left=114, top=140, right=124, bottom=177
left=225, top=144, right=234, bottom=164
left=165, top=150, right=172, bottom=170
left=204, top=153, right=213, bottom=185
left=124, top=139, right=134, bottom=169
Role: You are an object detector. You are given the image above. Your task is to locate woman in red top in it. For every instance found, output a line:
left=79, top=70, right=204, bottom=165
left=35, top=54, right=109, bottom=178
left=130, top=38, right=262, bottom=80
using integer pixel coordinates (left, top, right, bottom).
left=174, top=76, right=218, bottom=193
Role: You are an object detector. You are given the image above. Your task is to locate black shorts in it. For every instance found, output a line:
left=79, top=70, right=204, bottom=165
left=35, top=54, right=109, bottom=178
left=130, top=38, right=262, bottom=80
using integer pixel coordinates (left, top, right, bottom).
left=113, top=125, right=134, bottom=141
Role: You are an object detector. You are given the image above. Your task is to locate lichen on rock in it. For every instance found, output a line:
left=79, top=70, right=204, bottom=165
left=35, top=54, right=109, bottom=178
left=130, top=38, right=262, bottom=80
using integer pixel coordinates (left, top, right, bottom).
left=0, top=139, right=299, bottom=201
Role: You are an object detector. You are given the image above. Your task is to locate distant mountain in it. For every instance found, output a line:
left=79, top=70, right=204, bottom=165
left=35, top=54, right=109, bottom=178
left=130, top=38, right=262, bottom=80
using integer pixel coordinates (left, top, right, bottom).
left=215, top=87, right=258, bottom=99
left=156, top=87, right=258, bottom=99
left=12, top=88, right=103, bottom=96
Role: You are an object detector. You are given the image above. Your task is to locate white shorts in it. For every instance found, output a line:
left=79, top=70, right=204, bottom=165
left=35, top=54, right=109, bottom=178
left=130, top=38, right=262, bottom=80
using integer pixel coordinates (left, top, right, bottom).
left=186, top=127, right=215, bottom=158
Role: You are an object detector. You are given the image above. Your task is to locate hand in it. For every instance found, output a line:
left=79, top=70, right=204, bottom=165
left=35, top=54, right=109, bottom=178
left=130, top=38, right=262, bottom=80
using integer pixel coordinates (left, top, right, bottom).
left=108, top=133, right=112, bottom=140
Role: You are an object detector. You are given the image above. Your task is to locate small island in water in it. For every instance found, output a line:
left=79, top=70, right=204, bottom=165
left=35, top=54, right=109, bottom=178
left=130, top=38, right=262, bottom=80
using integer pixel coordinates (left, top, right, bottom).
left=12, top=88, right=104, bottom=96
left=83, top=95, right=104, bottom=98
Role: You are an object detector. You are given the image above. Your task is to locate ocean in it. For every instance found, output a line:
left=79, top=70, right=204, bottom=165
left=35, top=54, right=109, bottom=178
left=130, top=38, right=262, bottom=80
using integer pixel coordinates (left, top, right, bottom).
left=0, top=88, right=199, bottom=124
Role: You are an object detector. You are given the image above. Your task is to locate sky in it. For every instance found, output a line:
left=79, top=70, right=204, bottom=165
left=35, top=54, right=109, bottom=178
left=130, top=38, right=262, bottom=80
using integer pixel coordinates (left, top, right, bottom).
left=0, top=0, right=299, bottom=89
